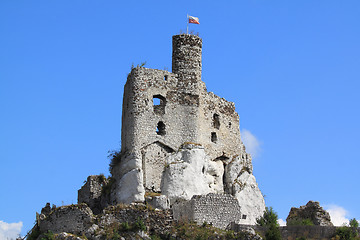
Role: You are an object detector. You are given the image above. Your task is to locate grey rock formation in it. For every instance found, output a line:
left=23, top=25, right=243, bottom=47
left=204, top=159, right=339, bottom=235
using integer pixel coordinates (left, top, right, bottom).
left=286, top=201, right=333, bottom=226
left=78, top=175, right=109, bottom=214
left=55, top=232, right=84, bottom=240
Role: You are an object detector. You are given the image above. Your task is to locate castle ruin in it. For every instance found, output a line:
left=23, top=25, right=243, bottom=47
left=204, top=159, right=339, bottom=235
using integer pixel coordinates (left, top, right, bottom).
left=106, top=34, right=265, bottom=225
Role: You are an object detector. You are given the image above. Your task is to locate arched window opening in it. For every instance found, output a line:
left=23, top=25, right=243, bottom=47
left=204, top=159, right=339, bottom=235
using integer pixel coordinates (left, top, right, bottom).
left=156, top=121, right=166, bottom=136
left=211, top=132, right=217, bottom=143
left=213, top=113, right=220, bottom=129
left=164, top=75, right=168, bottom=81
left=153, top=95, right=166, bottom=114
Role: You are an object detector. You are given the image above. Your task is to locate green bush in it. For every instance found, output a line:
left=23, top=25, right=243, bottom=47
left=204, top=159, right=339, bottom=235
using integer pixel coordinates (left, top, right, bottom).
left=42, top=230, right=55, bottom=240
left=335, top=226, right=354, bottom=240
left=120, top=221, right=130, bottom=231
left=287, top=218, right=314, bottom=226
left=350, top=218, right=359, bottom=229
left=265, top=224, right=282, bottom=240
left=134, top=218, right=147, bottom=232
left=108, top=150, right=122, bottom=173
left=334, top=218, right=360, bottom=240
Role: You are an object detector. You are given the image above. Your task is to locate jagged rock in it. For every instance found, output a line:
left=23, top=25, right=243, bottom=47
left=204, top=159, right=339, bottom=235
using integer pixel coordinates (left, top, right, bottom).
left=41, top=202, right=52, bottom=216
left=84, top=224, right=99, bottom=237
left=161, top=144, right=223, bottom=203
left=161, top=144, right=265, bottom=225
left=224, top=152, right=266, bottom=225
left=55, top=232, right=83, bottom=240
left=111, top=151, right=145, bottom=204
left=78, top=175, right=109, bottom=214
left=240, top=227, right=263, bottom=240
left=145, top=195, right=170, bottom=210
left=286, top=201, right=333, bottom=226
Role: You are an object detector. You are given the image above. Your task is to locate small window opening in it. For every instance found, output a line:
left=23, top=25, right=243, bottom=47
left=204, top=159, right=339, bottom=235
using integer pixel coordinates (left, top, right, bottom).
left=202, top=166, right=205, bottom=174
left=153, top=95, right=166, bottom=114
left=213, top=113, right=220, bottom=129
left=164, top=75, right=168, bottom=81
left=153, top=95, right=165, bottom=106
left=211, top=132, right=217, bottom=143
left=156, top=121, right=166, bottom=136
left=153, top=98, right=161, bottom=105
left=228, top=122, right=232, bottom=128
left=242, top=215, right=247, bottom=220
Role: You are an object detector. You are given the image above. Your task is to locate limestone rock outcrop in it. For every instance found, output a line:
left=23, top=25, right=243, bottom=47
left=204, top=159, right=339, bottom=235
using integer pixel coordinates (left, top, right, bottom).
left=226, top=150, right=266, bottom=224
left=108, top=142, right=265, bottom=225
left=161, top=144, right=223, bottom=203
left=162, top=143, right=265, bottom=225
left=110, top=151, right=145, bottom=204
left=286, top=201, right=333, bottom=226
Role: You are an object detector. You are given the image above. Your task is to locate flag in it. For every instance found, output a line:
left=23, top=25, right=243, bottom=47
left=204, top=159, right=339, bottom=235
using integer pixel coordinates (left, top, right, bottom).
left=188, top=15, right=200, bottom=24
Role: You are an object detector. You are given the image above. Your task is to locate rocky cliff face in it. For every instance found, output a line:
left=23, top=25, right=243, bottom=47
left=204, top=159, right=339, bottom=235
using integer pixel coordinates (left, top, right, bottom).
left=286, top=201, right=333, bottom=226
left=162, top=143, right=265, bottom=225
left=108, top=143, right=265, bottom=225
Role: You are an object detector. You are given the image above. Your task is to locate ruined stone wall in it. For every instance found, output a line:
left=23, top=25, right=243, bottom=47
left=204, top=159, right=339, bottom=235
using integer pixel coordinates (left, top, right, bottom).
left=199, top=91, right=243, bottom=160
left=119, top=34, right=245, bottom=193
left=173, top=193, right=242, bottom=229
left=231, top=224, right=360, bottom=240
left=120, top=67, right=203, bottom=192
left=78, top=175, right=109, bottom=214
left=39, top=204, right=95, bottom=236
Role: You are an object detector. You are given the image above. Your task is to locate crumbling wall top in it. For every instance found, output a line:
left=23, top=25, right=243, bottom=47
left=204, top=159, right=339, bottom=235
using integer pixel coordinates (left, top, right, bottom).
left=172, top=34, right=202, bottom=48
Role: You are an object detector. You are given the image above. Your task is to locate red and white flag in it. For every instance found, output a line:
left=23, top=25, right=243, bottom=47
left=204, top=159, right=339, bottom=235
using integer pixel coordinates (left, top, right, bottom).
left=188, top=15, right=200, bottom=24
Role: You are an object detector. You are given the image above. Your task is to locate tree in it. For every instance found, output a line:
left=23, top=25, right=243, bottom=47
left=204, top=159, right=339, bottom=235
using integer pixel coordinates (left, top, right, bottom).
left=350, top=218, right=359, bottom=229
left=350, top=218, right=359, bottom=238
left=335, top=219, right=359, bottom=240
left=256, top=207, right=282, bottom=240
left=256, top=207, right=280, bottom=227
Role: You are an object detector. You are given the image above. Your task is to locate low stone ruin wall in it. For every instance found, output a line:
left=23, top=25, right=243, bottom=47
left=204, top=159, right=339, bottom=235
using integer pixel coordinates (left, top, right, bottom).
left=39, top=204, right=95, bottom=236
left=173, top=193, right=242, bottom=229
left=231, top=223, right=360, bottom=240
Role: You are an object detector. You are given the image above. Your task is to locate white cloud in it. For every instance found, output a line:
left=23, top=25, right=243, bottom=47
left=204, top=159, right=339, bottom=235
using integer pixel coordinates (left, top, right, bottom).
left=241, top=129, right=261, bottom=158
left=0, top=220, right=23, bottom=240
left=278, top=218, right=286, bottom=226
left=325, top=205, right=350, bottom=226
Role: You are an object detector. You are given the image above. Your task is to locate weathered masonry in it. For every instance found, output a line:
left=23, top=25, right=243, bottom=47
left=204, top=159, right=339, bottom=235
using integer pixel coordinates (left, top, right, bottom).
left=120, top=34, right=242, bottom=192
left=110, top=34, right=265, bottom=225
left=173, top=193, right=243, bottom=229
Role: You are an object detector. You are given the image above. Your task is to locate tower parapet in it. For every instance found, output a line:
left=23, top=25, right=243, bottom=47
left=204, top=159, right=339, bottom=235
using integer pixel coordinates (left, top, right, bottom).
left=172, top=34, right=203, bottom=93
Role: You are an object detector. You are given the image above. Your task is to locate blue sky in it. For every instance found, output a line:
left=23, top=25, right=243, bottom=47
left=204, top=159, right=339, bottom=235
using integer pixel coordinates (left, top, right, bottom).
left=1, top=0, right=360, bottom=237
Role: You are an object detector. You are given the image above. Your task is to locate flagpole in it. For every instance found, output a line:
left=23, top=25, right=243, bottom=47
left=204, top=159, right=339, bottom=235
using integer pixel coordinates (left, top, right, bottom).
left=186, top=14, right=189, bottom=34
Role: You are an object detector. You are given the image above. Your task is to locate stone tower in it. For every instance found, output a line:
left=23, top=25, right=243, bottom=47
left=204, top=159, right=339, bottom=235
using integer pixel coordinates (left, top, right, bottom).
left=111, top=34, right=265, bottom=224
left=172, top=34, right=203, bottom=89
